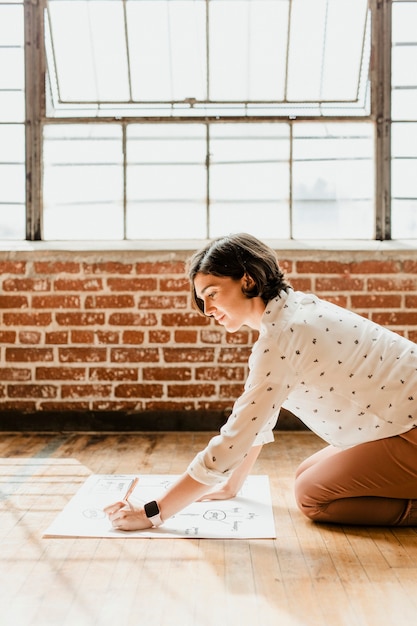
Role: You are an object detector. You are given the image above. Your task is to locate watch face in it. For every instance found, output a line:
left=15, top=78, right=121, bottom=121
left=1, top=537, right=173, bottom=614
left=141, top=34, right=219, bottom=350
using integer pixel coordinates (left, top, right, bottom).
left=145, top=501, right=159, bottom=518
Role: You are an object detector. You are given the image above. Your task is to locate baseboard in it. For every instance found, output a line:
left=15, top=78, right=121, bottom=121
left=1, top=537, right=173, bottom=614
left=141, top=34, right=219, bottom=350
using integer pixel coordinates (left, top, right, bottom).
left=0, top=408, right=307, bottom=432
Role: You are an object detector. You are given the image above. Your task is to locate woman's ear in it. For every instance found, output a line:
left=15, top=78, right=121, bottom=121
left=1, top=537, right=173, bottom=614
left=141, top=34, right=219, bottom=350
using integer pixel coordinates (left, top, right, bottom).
left=243, top=273, right=255, bottom=289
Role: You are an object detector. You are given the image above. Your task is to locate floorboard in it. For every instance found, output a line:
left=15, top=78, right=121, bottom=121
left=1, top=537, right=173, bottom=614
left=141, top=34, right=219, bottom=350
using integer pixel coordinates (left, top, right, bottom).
left=1, top=431, right=417, bottom=626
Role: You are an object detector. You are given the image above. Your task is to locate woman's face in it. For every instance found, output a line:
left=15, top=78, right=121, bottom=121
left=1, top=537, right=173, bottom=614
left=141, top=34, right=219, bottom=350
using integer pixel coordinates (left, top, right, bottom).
left=193, top=272, right=266, bottom=332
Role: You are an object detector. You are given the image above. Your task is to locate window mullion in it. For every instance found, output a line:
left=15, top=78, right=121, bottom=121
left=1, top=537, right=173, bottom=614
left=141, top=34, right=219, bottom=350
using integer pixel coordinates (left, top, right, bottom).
left=25, top=0, right=45, bottom=241
left=372, top=0, right=392, bottom=240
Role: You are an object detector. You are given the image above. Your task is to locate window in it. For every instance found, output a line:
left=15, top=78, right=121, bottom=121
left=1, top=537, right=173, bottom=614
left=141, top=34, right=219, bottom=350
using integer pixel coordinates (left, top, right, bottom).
left=1, top=0, right=412, bottom=242
left=0, top=0, right=25, bottom=239
left=391, top=0, right=417, bottom=238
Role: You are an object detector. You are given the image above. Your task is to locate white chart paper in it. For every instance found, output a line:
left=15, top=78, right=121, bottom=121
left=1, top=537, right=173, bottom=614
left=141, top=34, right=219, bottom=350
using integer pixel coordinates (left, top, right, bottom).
left=43, top=474, right=276, bottom=539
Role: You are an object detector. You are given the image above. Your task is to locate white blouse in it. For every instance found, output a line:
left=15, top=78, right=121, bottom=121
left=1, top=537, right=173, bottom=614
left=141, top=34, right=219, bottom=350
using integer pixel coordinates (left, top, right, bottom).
left=187, top=289, right=417, bottom=486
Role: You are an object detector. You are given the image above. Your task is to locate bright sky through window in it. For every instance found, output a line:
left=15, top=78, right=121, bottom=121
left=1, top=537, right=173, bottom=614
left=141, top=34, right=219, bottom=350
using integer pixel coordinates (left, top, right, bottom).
left=45, top=0, right=370, bottom=117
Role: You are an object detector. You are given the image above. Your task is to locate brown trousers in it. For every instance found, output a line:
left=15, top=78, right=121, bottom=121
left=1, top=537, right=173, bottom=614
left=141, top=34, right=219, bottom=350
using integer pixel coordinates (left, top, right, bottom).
left=294, top=428, right=417, bottom=526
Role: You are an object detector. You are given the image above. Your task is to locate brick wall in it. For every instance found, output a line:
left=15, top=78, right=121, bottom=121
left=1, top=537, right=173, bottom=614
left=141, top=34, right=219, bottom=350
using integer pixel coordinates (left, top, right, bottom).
left=1, top=246, right=417, bottom=430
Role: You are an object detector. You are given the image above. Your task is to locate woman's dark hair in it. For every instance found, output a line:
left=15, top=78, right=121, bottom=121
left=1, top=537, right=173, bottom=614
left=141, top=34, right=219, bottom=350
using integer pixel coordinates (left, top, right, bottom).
left=187, top=233, right=291, bottom=314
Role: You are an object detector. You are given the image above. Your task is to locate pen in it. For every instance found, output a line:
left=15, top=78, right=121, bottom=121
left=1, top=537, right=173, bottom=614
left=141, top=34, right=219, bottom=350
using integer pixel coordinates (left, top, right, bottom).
left=123, top=477, right=138, bottom=502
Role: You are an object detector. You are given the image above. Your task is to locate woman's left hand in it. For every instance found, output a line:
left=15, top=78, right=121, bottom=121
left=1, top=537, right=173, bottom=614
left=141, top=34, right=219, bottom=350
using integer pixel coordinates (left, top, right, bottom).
left=104, top=501, right=152, bottom=531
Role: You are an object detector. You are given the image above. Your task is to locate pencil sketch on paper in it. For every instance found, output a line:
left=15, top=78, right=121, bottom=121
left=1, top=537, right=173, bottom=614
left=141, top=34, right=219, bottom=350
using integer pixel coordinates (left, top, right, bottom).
left=43, top=474, right=276, bottom=539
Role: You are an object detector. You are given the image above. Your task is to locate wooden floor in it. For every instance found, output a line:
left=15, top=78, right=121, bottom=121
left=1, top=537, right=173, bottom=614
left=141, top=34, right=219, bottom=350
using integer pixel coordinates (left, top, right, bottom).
left=1, top=431, right=417, bottom=626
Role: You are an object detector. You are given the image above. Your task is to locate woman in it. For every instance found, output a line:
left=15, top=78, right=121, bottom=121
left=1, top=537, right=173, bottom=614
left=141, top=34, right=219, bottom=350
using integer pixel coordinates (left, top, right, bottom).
left=105, top=233, right=417, bottom=529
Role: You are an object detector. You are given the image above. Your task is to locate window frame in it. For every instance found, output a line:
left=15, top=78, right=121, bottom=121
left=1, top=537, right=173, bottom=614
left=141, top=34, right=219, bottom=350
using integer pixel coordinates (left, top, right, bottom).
left=24, top=0, right=392, bottom=242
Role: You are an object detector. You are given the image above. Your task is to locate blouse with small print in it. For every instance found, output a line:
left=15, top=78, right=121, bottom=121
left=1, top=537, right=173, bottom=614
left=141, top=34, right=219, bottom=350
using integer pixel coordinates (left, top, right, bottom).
left=187, top=289, right=417, bottom=486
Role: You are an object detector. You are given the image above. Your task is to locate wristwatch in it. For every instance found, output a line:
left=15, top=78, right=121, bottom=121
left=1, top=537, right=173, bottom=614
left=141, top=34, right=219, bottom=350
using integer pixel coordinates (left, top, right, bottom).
left=144, top=500, right=163, bottom=527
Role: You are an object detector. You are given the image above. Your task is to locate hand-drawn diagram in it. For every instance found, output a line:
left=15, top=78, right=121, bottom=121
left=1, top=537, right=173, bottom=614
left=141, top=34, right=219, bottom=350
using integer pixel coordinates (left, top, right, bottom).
left=43, top=474, right=276, bottom=539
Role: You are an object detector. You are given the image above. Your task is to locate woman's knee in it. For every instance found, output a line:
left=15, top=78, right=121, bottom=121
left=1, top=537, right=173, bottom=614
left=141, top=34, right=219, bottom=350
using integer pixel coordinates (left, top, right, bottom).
left=294, top=472, right=327, bottom=521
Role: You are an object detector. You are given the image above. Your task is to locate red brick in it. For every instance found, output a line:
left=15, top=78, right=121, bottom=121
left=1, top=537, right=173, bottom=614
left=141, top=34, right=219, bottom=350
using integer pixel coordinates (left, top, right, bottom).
left=92, top=401, right=139, bottom=411
left=403, top=260, right=417, bottom=273
left=40, top=401, right=89, bottom=411
left=174, top=330, right=198, bottom=343
left=149, top=330, right=171, bottom=343
left=19, top=331, right=41, bottom=344
left=111, top=348, right=159, bottom=363
left=96, top=331, right=120, bottom=344
left=408, top=330, right=417, bottom=342
left=36, top=367, right=86, bottom=381
left=296, top=260, right=351, bottom=274
left=71, top=330, right=95, bottom=343
left=225, top=330, right=250, bottom=344
left=0, top=400, right=36, bottom=410
left=0, top=261, right=26, bottom=274
left=316, top=277, right=364, bottom=292
left=34, top=261, right=80, bottom=273
left=32, top=295, right=80, bottom=308
left=84, top=261, right=134, bottom=274
left=196, top=366, right=245, bottom=381
left=0, top=331, right=16, bottom=343
left=122, top=330, right=145, bottom=344
left=59, top=348, right=107, bottom=363
left=0, top=368, right=31, bottom=381
left=276, top=259, right=293, bottom=273
left=168, top=383, right=216, bottom=398
left=289, top=277, right=312, bottom=291
left=200, top=329, right=222, bottom=344
left=163, top=347, right=215, bottom=363
left=3, top=312, right=52, bottom=326
left=136, top=261, right=185, bottom=274
left=162, top=312, right=210, bottom=326
left=54, top=278, right=103, bottom=291
left=372, top=312, right=417, bottom=326
left=218, top=347, right=251, bottom=363
left=350, top=260, right=401, bottom=273
left=139, top=295, right=187, bottom=309
left=368, top=277, right=417, bottom=292
left=351, top=294, right=402, bottom=308
left=219, top=383, right=245, bottom=397
left=45, top=331, right=69, bottom=344
left=56, top=312, right=105, bottom=326
left=143, top=367, right=192, bottom=381
left=405, top=295, right=417, bottom=308
left=3, top=278, right=50, bottom=291
left=323, top=295, right=348, bottom=307
left=62, top=384, right=112, bottom=399
left=0, top=295, right=28, bottom=308
left=109, top=312, right=157, bottom=326
left=85, top=295, right=135, bottom=309
left=6, top=348, right=53, bottom=362
left=8, top=384, right=57, bottom=398
left=107, top=277, right=157, bottom=291
left=89, top=367, right=138, bottom=381
left=160, top=277, right=190, bottom=291
left=115, top=384, right=164, bottom=398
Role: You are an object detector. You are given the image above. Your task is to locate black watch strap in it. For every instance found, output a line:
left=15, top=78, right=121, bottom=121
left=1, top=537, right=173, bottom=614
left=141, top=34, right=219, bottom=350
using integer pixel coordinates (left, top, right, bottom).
left=144, top=500, right=163, bottom=527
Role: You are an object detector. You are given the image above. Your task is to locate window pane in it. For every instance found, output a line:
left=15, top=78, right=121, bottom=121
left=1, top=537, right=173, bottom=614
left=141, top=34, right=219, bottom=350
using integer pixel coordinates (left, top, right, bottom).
left=209, top=124, right=290, bottom=238
left=127, top=0, right=206, bottom=102
left=391, top=200, right=417, bottom=239
left=126, top=124, right=207, bottom=239
left=210, top=203, right=290, bottom=240
left=292, top=123, right=374, bottom=239
left=43, top=125, right=124, bottom=239
left=391, top=3, right=417, bottom=238
left=0, top=1, right=25, bottom=240
left=288, top=0, right=369, bottom=102
left=46, top=0, right=371, bottom=117
left=47, top=0, right=130, bottom=102
left=209, top=0, right=289, bottom=101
